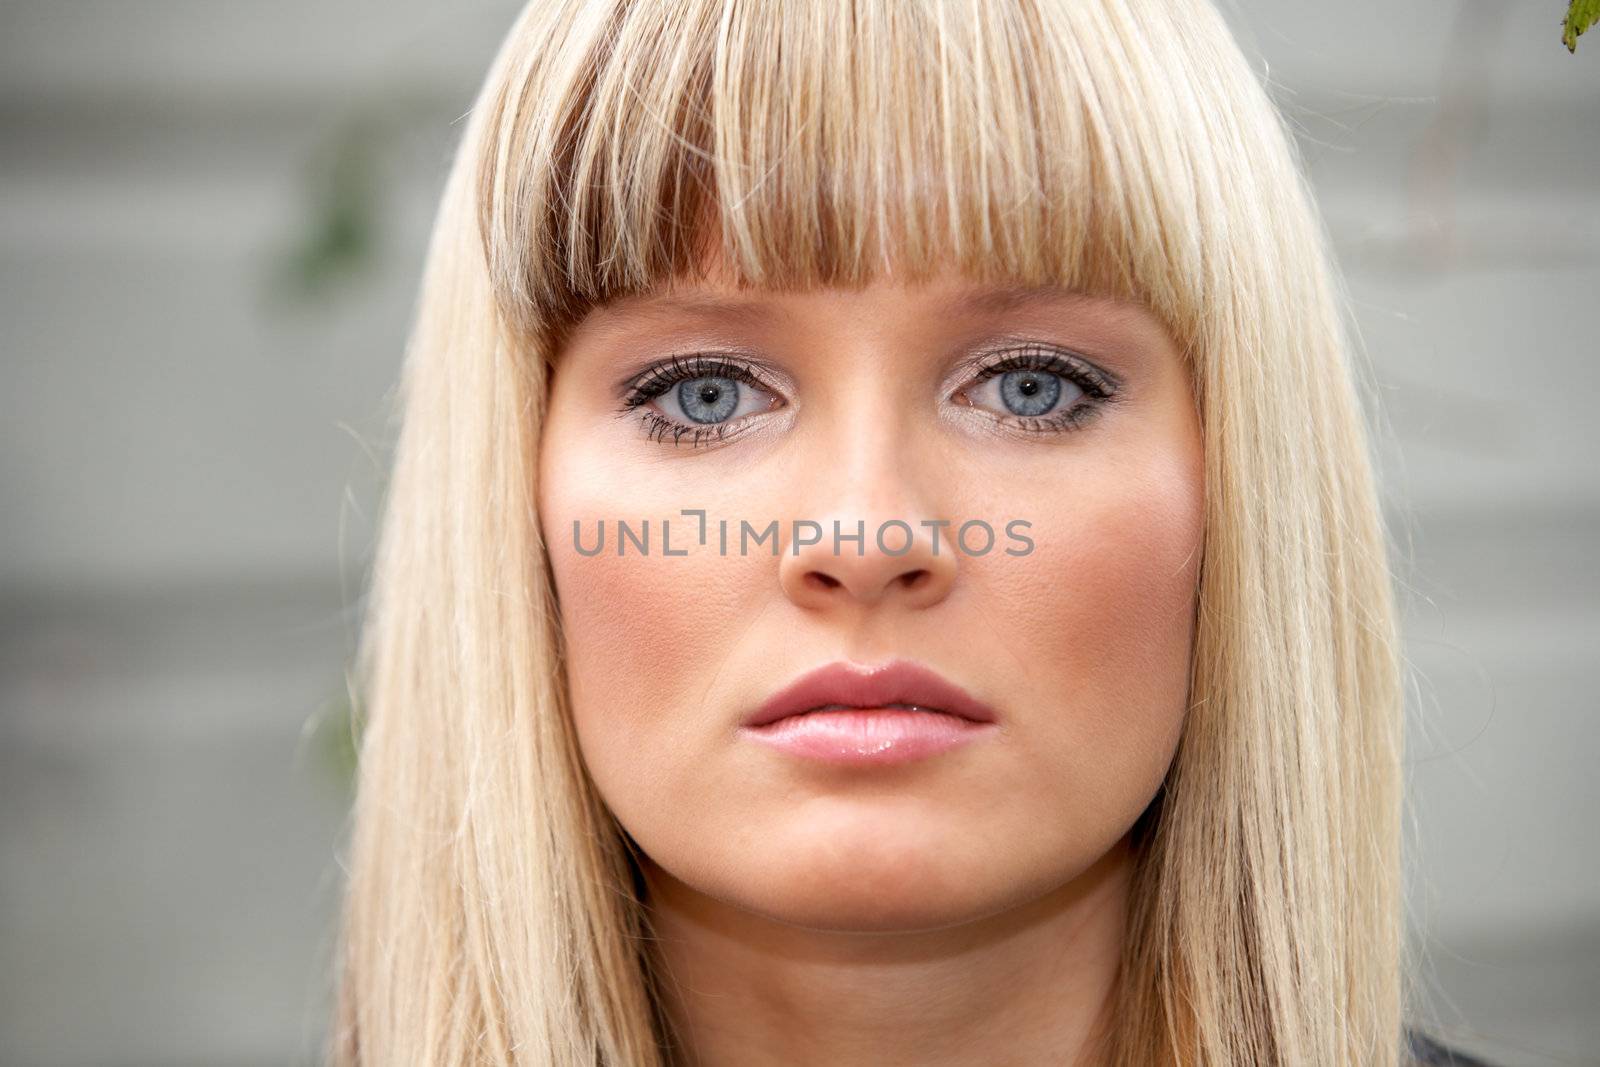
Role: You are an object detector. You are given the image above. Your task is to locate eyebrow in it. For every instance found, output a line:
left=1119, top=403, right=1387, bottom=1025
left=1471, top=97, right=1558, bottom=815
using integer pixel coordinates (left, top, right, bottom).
left=592, top=282, right=1098, bottom=330
left=591, top=292, right=787, bottom=329
left=949, top=283, right=1093, bottom=317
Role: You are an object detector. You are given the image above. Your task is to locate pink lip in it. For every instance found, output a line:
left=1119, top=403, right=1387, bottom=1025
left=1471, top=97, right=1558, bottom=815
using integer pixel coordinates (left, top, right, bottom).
left=740, top=660, right=999, bottom=765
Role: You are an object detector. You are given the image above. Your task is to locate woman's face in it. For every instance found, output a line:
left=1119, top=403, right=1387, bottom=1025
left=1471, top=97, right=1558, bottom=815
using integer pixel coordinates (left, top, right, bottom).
left=539, top=260, right=1204, bottom=932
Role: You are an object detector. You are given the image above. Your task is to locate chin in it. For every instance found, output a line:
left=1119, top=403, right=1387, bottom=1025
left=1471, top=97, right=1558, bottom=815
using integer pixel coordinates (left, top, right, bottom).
left=751, top=884, right=997, bottom=935
left=739, top=832, right=1009, bottom=933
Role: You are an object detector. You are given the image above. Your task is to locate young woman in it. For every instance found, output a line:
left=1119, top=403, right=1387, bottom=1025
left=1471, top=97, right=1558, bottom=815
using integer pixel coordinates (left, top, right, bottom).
left=328, top=1, right=1496, bottom=1063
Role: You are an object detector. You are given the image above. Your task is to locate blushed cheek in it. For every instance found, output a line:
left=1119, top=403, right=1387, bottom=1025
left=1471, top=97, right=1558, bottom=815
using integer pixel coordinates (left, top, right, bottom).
left=990, top=439, right=1202, bottom=782
left=1060, top=454, right=1203, bottom=765
left=548, top=537, right=684, bottom=717
left=1094, top=463, right=1202, bottom=679
left=541, top=494, right=765, bottom=762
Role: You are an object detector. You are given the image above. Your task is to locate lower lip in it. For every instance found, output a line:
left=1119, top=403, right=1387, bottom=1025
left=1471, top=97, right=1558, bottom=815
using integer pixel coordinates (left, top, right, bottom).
left=739, top=707, right=996, bottom=765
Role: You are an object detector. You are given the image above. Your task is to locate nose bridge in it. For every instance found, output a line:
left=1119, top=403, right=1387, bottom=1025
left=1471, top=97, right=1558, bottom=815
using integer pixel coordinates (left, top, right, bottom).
left=777, top=404, right=957, bottom=608
left=801, top=391, right=943, bottom=536
left=817, top=362, right=940, bottom=502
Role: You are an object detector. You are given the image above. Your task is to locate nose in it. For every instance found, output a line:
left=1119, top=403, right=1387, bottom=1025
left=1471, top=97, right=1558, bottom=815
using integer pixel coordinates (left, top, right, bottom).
left=778, top=512, right=958, bottom=610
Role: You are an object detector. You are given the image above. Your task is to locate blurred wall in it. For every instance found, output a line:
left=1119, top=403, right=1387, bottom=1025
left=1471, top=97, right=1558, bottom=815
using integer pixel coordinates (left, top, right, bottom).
left=1, top=2, right=1595, bottom=1064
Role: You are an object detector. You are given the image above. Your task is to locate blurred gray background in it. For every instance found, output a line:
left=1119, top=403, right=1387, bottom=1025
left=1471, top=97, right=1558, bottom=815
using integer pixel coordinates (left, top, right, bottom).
left=1, top=2, right=1595, bottom=1065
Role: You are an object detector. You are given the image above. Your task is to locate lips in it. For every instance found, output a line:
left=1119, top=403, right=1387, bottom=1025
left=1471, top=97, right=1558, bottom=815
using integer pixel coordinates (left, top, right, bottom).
left=743, top=659, right=998, bottom=729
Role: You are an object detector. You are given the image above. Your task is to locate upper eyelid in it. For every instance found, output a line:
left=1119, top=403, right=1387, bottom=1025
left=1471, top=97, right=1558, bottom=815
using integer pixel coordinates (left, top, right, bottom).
left=615, top=350, right=789, bottom=399
left=960, top=352, right=1122, bottom=403
left=618, top=341, right=1120, bottom=404
left=948, top=341, right=1123, bottom=392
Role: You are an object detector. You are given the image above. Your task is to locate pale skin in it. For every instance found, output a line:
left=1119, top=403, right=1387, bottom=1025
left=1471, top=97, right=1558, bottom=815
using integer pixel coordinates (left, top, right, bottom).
left=538, top=254, right=1205, bottom=1067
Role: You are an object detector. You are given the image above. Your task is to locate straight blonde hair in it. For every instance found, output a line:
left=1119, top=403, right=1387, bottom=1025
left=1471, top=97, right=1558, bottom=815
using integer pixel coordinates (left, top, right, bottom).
left=329, top=0, right=1413, bottom=1062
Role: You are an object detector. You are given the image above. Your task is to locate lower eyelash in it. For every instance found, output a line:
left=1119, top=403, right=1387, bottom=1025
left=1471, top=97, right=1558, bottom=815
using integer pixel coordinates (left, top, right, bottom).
left=992, top=399, right=1116, bottom=435
left=963, top=350, right=1122, bottom=435
left=635, top=408, right=744, bottom=448
left=628, top=387, right=1112, bottom=448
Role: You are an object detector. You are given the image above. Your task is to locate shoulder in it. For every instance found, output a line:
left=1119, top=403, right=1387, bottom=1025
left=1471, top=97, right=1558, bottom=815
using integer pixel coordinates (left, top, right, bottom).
left=1405, top=1026, right=1499, bottom=1067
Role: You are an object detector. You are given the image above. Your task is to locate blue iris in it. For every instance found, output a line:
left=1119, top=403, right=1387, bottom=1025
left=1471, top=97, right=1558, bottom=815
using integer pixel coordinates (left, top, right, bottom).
left=999, top=370, right=1061, bottom=417
left=676, top=377, right=739, bottom=424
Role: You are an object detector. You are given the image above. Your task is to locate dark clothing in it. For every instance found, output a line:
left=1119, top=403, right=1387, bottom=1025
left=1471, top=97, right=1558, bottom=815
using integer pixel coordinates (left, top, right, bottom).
left=1406, top=1026, right=1498, bottom=1066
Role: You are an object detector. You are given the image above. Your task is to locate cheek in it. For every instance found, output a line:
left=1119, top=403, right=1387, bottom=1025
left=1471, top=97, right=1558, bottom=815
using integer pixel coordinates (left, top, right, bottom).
left=547, top=538, right=757, bottom=731
left=537, top=434, right=764, bottom=809
left=990, top=443, right=1203, bottom=832
left=1051, top=462, right=1200, bottom=693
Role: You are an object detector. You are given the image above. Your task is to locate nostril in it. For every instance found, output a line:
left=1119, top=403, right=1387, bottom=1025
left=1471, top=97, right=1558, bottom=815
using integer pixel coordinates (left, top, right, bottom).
left=804, top=572, right=842, bottom=591
left=898, top=569, right=929, bottom=589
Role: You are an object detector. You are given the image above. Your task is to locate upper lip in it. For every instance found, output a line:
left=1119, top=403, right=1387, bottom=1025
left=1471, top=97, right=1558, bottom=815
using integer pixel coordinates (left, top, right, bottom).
left=743, top=659, right=999, bottom=728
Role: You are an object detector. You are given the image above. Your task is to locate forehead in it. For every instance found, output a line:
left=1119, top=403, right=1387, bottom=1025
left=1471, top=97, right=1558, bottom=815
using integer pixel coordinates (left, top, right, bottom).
left=569, top=271, right=1159, bottom=342
left=549, top=231, right=1174, bottom=358
left=545, top=279, right=1180, bottom=389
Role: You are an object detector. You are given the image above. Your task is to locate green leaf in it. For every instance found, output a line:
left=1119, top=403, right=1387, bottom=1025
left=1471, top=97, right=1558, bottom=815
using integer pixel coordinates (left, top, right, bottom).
left=1564, top=0, right=1600, bottom=52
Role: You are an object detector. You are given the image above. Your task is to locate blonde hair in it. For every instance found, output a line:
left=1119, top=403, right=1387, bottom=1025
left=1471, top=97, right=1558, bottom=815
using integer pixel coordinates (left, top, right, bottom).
left=329, top=0, right=1413, bottom=1063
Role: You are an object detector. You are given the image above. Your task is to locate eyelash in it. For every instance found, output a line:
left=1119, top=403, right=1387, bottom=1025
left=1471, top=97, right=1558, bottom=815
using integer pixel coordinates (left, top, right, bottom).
left=616, top=354, right=776, bottom=448
left=613, top=345, right=1121, bottom=449
left=963, top=346, right=1122, bottom=436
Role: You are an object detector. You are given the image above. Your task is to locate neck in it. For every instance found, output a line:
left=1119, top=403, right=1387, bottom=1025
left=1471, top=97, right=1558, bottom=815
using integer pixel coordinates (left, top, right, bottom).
left=640, top=835, right=1135, bottom=1067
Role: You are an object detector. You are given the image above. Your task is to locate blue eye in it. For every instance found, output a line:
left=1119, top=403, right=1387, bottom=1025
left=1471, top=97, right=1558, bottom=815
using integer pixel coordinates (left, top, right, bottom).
left=615, top=344, right=1121, bottom=449
left=976, top=368, right=1072, bottom=417
left=957, top=346, right=1120, bottom=434
left=669, top=376, right=742, bottom=424
left=617, top=354, right=781, bottom=447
